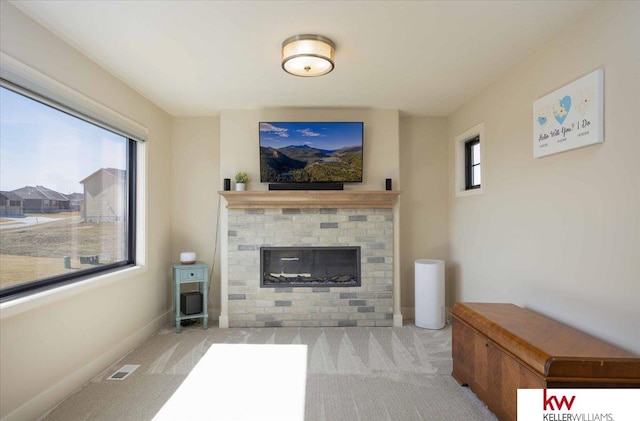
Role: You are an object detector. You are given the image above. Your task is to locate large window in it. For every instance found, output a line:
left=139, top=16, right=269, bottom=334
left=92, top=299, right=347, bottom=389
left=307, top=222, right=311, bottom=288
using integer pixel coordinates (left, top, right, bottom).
left=0, top=82, right=136, bottom=301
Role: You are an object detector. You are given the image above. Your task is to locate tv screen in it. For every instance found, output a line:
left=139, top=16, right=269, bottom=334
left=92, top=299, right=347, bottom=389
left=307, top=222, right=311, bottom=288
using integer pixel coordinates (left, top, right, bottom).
left=259, top=122, right=363, bottom=183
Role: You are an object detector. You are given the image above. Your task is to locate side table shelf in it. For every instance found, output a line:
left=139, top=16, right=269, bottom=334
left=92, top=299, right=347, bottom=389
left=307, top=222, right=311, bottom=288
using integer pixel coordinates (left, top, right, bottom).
left=172, top=262, right=209, bottom=333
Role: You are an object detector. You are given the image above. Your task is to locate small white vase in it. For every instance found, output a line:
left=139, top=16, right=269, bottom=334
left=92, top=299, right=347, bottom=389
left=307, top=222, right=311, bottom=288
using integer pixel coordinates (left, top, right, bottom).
left=235, top=183, right=246, bottom=191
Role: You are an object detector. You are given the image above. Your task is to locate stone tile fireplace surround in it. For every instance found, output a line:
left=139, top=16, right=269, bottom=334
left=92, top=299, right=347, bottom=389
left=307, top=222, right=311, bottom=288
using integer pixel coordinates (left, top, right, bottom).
left=218, top=191, right=402, bottom=328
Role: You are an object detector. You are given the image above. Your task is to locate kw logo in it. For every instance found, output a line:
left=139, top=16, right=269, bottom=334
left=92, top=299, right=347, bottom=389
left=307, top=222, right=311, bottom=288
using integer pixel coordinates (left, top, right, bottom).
left=543, top=389, right=576, bottom=411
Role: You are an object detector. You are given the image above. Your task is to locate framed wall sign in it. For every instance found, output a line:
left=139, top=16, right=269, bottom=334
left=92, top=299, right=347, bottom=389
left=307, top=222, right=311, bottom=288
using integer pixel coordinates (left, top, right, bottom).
left=533, top=69, right=604, bottom=158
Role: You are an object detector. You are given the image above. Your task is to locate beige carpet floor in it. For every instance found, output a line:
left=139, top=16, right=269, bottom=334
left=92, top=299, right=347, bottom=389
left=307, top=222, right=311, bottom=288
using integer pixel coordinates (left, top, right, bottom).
left=43, top=323, right=497, bottom=421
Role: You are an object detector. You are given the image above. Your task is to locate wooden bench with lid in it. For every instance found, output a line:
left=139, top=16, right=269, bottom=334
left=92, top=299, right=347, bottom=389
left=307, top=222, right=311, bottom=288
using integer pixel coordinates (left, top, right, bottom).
left=451, top=302, right=640, bottom=421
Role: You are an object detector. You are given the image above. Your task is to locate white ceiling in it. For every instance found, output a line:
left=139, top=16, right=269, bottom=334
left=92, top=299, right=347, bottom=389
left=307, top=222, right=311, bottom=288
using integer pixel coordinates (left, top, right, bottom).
left=11, top=0, right=601, bottom=117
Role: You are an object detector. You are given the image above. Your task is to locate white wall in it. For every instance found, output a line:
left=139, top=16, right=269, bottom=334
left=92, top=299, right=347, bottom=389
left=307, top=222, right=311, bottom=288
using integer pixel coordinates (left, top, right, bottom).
left=171, top=117, right=221, bottom=314
left=447, top=1, right=640, bottom=353
left=399, top=117, right=449, bottom=317
left=0, top=3, right=173, bottom=419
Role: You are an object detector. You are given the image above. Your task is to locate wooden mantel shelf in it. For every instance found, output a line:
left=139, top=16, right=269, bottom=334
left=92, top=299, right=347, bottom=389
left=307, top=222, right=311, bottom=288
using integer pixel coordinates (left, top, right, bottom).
left=218, top=190, right=402, bottom=209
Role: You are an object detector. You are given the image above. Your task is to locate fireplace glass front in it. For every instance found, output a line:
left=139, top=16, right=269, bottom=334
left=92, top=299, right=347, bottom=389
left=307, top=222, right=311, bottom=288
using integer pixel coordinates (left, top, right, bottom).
left=261, top=246, right=361, bottom=288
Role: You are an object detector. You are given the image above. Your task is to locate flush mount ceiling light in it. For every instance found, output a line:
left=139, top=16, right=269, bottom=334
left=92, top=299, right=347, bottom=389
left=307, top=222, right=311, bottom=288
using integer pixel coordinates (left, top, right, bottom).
left=281, top=34, right=335, bottom=77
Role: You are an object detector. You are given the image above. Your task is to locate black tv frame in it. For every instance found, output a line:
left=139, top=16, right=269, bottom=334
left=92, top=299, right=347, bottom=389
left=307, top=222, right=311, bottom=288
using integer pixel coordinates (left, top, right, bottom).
left=259, top=121, right=363, bottom=187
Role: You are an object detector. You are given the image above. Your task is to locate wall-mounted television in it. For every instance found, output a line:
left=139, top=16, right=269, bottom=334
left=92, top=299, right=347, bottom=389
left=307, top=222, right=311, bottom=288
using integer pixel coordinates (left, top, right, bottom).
left=259, top=122, right=363, bottom=183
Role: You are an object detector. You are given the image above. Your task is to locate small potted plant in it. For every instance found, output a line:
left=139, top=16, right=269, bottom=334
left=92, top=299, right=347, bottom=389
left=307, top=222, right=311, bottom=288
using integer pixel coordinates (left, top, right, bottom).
left=234, top=171, right=249, bottom=191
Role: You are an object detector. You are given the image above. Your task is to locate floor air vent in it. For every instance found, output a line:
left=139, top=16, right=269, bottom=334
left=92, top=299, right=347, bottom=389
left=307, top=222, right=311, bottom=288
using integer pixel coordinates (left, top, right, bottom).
left=107, top=364, right=140, bottom=380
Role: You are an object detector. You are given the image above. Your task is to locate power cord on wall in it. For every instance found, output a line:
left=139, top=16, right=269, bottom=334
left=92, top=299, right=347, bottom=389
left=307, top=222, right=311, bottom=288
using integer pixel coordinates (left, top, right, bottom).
left=207, top=193, right=221, bottom=298
left=175, top=194, right=220, bottom=326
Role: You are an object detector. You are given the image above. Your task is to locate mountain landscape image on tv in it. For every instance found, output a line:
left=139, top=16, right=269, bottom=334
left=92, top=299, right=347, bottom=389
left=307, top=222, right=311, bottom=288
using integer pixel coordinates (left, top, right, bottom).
left=259, top=122, right=363, bottom=183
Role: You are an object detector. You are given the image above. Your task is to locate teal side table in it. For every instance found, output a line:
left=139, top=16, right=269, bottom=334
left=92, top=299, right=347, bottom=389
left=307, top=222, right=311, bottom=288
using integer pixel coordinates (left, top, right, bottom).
left=172, top=262, right=208, bottom=333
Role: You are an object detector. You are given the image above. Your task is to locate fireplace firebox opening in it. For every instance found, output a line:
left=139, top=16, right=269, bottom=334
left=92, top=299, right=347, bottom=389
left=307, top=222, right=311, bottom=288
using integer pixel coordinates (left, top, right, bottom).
left=261, top=246, right=361, bottom=288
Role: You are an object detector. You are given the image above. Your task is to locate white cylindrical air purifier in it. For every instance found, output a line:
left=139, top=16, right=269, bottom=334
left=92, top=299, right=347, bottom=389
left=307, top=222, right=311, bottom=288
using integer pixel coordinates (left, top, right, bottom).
left=415, top=259, right=445, bottom=329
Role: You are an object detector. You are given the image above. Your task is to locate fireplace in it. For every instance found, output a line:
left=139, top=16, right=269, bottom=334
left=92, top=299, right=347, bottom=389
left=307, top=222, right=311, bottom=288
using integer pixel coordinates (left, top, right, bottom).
left=261, top=246, right=361, bottom=288
left=222, top=205, right=397, bottom=328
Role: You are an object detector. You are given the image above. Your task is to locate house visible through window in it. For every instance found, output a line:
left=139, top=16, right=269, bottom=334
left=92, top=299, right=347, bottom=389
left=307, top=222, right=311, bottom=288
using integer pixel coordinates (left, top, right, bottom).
left=465, top=136, right=481, bottom=190
left=0, top=82, right=136, bottom=301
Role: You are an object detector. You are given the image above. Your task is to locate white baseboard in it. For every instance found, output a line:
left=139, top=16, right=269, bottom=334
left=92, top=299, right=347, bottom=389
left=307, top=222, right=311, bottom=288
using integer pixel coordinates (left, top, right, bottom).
left=218, top=314, right=229, bottom=328
left=402, top=306, right=415, bottom=321
left=3, top=310, right=169, bottom=421
left=207, top=307, right=220, bottom=322
left=393, top=313, right=404, bottom=327
left=402, top=306, right=452, bottom=324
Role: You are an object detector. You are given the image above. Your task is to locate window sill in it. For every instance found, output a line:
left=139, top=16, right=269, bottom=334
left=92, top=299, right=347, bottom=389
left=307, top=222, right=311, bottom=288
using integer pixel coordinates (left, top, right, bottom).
left=456, top=187, right=484, bottom=197
left=0, top=265, right=145, bottom=320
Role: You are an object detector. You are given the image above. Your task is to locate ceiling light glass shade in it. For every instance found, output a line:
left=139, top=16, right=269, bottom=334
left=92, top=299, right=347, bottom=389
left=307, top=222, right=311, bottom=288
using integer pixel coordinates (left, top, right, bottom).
left=282, top=34, right=335, bottom=77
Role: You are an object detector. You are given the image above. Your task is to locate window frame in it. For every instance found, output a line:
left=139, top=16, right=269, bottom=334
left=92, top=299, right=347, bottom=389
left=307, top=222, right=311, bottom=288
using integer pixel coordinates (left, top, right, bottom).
left=0, top=79, right=138, bottom=302
left=455, top=122, right=485, bottom=197
left=464, top=136, right=481, bottom=190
